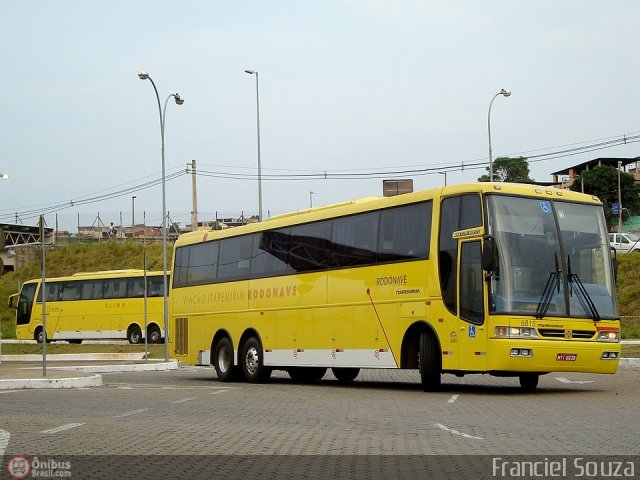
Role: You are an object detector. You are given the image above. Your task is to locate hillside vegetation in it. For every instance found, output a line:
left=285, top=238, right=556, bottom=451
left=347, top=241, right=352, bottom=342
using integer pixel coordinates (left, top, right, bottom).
left=1, top=242, right=639, bottom=338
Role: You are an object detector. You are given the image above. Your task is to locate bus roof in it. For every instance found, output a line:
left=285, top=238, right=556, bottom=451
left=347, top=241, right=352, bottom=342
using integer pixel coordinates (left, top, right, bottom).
left=20, top=269, right=165, bottom=285
left=174, top=182, right=602, bottom=247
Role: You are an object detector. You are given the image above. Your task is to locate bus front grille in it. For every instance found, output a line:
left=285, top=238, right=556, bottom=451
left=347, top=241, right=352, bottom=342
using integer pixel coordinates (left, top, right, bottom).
left=538, top=329, right=595, bottom=339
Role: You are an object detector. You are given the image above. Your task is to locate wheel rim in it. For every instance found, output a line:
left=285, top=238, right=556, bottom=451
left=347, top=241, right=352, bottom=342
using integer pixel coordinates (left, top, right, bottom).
left=149, top=329, right=160, bottom=342
left=218, top=346, right=231, bottom=374
left=130, top=330, right=140, bottom=343
left=244, top=346, right=260, bottom=375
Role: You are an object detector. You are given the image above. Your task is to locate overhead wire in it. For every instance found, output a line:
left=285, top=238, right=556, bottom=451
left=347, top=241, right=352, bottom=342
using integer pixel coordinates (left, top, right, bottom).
left=2, top=131, right=638, bottom=221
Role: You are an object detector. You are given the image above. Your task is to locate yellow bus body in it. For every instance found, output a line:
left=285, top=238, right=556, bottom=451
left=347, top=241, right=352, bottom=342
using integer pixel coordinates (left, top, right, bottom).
left=11, top=269, right=166, bottom=344
left=169, top=183, right=620, bottom=389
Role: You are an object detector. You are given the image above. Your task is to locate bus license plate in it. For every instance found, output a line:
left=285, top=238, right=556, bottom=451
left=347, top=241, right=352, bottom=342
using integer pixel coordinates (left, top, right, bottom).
left=556, top=353, right=577, bottom=361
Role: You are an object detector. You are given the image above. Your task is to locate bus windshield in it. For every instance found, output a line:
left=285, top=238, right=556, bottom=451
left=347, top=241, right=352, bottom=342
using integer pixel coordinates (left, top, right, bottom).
left=486, top=195, right=617, bottom=320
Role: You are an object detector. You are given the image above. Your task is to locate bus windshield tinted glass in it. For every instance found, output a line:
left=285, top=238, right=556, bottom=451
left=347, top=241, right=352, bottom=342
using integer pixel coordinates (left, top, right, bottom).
left=486, top=195, right=617, bottom=319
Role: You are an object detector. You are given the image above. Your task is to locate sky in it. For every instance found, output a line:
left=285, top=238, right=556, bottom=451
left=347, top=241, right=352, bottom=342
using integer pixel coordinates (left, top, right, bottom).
left=1, top=1, right=639, bottom=233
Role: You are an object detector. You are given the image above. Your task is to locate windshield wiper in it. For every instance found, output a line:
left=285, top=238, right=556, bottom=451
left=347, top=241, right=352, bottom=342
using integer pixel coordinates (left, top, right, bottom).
left=567, top=256, right=601, bottom=322
left=535, top=253, right=561, bottom=319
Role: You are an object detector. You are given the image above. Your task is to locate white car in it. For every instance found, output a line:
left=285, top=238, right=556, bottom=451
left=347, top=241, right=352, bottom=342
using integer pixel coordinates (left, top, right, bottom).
left=609, top=232, right=640, bottom=253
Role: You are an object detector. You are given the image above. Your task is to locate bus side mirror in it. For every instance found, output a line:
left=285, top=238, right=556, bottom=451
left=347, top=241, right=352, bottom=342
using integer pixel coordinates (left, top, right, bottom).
left=611, top=247, right=618, bottom=283
left=8, top=293, right=18, bottom=309
left=482, top=236, right=496, bottom=274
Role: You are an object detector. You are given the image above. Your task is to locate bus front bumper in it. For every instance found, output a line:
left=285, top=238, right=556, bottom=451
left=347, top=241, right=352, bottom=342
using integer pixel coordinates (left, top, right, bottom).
left=487, top=339, right=620, bottom=374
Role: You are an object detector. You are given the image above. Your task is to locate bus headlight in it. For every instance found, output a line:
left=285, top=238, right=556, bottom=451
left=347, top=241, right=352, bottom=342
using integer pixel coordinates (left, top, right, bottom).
left=495, top=326, right=538, bottom=338
left=597, top=330, right=620, bottom=342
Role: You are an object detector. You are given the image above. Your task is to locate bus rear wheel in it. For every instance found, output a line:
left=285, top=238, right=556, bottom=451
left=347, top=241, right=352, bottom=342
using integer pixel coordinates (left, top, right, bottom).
left=519, top=373, right=539, bottom=392
left=419, top=331, right=441, bottom=392
left=240, top=337, right=270, bottom=383
left=213, top=337, right=237, bottom=382
left=147, top=325, right=162, bottom=344
left=127, top=325, right=142, bottom=344
left=332, top=367, right=360, bottom=383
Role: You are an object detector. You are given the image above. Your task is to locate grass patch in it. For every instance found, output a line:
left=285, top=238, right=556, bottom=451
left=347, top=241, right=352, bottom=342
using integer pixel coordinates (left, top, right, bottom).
left=0, top=343, right=166, bottom=359
left=621, top=344, right=640, bottom=358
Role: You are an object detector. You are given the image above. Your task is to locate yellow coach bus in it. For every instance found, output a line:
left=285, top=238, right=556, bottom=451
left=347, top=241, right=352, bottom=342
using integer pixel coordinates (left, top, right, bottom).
left=169, top=183, right=620, bottom=391
left=9, top=270, right=168, bottom=344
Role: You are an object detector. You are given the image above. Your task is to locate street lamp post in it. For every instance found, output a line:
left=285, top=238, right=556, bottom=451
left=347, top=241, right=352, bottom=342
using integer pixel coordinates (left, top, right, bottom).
left=138, top=71, right=183, bottom=362
left=132, top=196, right=136, bottom=238
left=439, top=171, right=447, bottom=186
left=487, top=88, right=511, bottom=182
left=310, top=191, right=316, bottom=208
left=245, top=69, right=263, bottom=222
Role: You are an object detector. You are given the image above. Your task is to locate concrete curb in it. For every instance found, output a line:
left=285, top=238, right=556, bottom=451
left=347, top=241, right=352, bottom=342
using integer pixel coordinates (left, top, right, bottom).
left=35, top=360, right=179, bottom=373
left=619, top=358, right=640, bottom=367
left=0, top=353, right=146, bottom=362
left=0, top=374, right=102, bottom=390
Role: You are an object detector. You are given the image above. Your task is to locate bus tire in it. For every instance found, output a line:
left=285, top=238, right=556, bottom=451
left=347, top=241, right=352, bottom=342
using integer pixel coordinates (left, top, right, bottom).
left=213, top=337, right=237, bottom=382
left=240, top=336, right=270, bottom=383
left=35, top=327, right=45, bottom=344
left=127, top=325, right=142, bottom=344
left=148, top=325, right=162, bottom=344
left=419, top=331, right=441, bottom=392
left=332, top=367, right=360, bottom=383
left=519, top=373, right=539, bottom=392
left=288, top=367, right=327, bottom=383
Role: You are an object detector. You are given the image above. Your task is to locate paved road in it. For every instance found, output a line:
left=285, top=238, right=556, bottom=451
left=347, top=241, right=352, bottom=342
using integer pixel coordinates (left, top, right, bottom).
left=1, top=366, right=639, bottom=479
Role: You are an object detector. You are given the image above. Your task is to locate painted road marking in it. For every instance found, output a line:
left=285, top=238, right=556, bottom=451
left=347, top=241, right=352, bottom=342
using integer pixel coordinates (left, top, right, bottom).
left=447, top=395, right=459, bottom=404
left=114, top=408, right=149, bottom=418
left=0, top=429, right=9, bottom=457
left=555, top=377, right=595, bottom=385
left=107, top=383, right=232, bottom=390
left=170, top=397, right=198, bottom=404
left=41, top=423, right=85, bottom=434
left=434, top=423, right=484, bottom=440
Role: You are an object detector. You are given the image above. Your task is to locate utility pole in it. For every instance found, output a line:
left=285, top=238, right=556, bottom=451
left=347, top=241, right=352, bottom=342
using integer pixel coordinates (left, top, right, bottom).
left=191, top=159, right=198, bottom=231
left=618, top=160, right=623, bottom=234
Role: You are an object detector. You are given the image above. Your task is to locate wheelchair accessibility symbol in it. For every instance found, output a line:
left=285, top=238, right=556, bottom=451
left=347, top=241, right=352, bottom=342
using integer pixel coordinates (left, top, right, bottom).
left=540, top=201, right=552, bottom=214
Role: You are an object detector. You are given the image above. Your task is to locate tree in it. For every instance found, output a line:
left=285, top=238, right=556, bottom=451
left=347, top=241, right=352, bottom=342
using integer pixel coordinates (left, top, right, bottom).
left=478, top=156, right=535, bottom=183
left=569, top=166, right=640, bottom=227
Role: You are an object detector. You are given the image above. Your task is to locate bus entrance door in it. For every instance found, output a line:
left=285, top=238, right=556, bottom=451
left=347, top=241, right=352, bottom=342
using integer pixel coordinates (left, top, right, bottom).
left=457, top=239, right=488, bottom=372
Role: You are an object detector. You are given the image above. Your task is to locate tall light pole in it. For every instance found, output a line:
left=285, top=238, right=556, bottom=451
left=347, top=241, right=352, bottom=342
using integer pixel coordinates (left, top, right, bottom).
left=310, top=191, right=316, bottom=208
left=138, top=71, right=184, bottom=362
left=487, top=88, right=511, bottom=182
left=439, top=171, right=447, bottom=186
left=132, top=196, right=136, bottom=238
left=245, top=69, right=263, bottom=222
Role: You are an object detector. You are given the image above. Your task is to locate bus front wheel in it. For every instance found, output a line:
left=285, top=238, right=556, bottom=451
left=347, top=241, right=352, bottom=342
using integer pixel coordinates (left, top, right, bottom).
left=35, top=328, right=45, bottom=344
left=519, top=373, right=539, bottom=392
left=419, top=331, right=441, bottom=392
left=240, top=337, right=270, bottom=383
left=127, top=325, right=142, bottom=344
left=213, top=337, right=236, bottom=382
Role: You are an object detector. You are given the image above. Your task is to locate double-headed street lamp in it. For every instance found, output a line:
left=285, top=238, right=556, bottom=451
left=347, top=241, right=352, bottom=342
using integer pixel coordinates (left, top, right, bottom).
left=487, top=88, right=511, bottom=182
left=138, top=71, right=184, bottom=362
left=1, top=173, right=9, bottom=180
left=245, top=69, right=263, bottom=222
